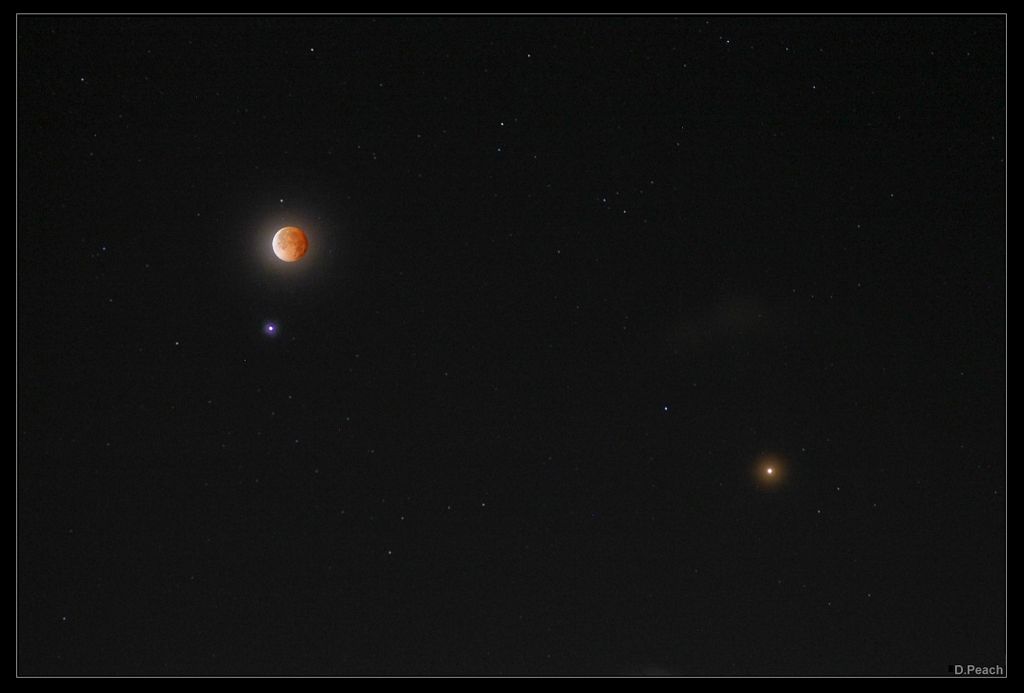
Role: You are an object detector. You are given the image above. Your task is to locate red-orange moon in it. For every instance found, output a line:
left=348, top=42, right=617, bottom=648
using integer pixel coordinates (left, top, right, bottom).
left=755, top=452, right=787, bottom=487
left=272, top=226, right=309, bottom=262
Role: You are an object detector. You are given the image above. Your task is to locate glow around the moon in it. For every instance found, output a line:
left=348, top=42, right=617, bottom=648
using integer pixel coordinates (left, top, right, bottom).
left=272, top=226, right=309, bottom=262
left=243, top=208, right=344, bottom=290
left=755, top=452, right=788, bottom=488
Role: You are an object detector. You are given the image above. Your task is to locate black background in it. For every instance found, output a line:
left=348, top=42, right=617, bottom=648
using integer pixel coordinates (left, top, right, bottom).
left=19, top=16, right=1005, bottom=675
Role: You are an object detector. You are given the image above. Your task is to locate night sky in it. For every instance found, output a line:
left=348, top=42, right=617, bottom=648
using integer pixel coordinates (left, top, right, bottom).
left=18, top=16, right=1005, bottom=676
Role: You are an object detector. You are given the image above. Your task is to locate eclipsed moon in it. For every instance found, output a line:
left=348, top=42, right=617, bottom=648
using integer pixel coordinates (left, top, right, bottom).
left=755, top=453, right=787, bottom=486
left=272, top=226, right=309, bottom=262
